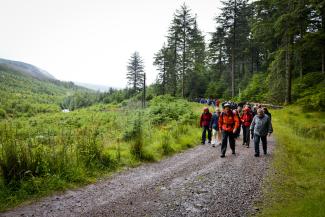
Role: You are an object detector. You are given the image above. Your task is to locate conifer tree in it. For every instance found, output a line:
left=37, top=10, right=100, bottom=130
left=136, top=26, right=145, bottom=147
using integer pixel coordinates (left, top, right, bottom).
left=126, top=52, right=145, bottom=94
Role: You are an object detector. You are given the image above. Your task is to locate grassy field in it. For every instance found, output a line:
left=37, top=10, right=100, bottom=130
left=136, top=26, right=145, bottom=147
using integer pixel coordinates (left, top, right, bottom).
left=0, top=95, right=204, bottom=211
left=258, top=106, right=325, bottom=217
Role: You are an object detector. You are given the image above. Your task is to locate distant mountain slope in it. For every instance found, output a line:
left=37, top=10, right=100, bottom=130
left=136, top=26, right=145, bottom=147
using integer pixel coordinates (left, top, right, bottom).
left=0, top=64, right=92, bottom=119
left=74, top=82, right=112, bottom=92
left=0, top=58, right=56, bottom=80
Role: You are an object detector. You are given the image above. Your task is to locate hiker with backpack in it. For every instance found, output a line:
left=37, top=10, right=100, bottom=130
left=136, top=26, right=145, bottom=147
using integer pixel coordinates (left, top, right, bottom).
left=250, top=108, right=273, bottom=157
left=210, top=108, right=221, bottom=147
left=218, top=103, right=240, bottom=157
left=200, top=107, right=212, bottom=145
left=240, top=106, right=254, bottom=148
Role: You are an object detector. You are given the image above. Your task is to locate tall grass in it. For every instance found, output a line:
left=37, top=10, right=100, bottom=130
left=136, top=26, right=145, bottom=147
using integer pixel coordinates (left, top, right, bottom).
left=0, top=123, right=114, bottom=184
left=0, top=96, right=202, bottom=211
left=258, top=106, right=325, bottom=217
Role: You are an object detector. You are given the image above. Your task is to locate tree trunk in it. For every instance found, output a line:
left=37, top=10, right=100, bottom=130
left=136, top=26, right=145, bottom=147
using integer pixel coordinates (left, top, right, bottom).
left=142, top=73, right=146, bottom=108
left=231, top=0, right=237, bottom=98
left=172, top=32, right=178, bottom=97
left=182, top=18, right=186, bottom=98
left=285, top=35, right=293, bottom=104
left=219, top=47, right=222, bottom=77
left=251, top=46, right=254, bottom=74
left=300, top=50, right=304, bottom=79
left=321, top=5, right=325, bottom=73
left=322, top=46, right=325, bottom=73
left=299, top=24, right=304, bottom=79
left=134, top=69, right=137, bottom=93
left=162, top=57, right=166, bottom=95
left=231, top=47, right=235, bottom=97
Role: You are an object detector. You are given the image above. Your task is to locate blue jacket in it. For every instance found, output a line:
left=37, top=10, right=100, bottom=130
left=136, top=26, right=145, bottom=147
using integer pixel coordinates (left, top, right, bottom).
left=210, top=112, right=219, bottom=130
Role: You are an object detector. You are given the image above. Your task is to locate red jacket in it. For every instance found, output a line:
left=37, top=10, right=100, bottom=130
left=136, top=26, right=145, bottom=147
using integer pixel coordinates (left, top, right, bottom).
left=200, top=111, right=212, bottom=127
left=218, top=110, right=240, bottom=132
left=240, top=113, right=254, bottom=127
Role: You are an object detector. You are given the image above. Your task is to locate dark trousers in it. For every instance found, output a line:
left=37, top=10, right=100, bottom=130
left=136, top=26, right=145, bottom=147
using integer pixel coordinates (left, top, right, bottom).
left=202, top=126, right=211, bottom=143
left=221, top=130, right=235, bottom=155
left=242, top=125, right=250, bottom=146
left=234, top=125, right=241, bottom=138
left=254, top=134, right=267, bottom=155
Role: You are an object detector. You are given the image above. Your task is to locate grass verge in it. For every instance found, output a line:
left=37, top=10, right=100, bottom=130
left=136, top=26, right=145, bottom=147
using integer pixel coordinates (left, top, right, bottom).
left=257, top=106, right=325, bottom=217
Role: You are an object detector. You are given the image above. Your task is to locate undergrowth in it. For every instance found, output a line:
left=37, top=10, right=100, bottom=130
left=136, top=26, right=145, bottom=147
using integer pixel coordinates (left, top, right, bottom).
left=0, top=95, right=202, bottom=211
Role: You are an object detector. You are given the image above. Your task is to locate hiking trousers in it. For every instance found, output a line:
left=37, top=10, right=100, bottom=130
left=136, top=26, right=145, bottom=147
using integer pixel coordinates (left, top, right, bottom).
left=254, top=134, right=267, bottom=155
left=221, top=130, right=235, bottom=155
left=242, top=125, right=250, bottom=146
left=212, top=129, right=221, bottom=145
left=202, top=126, right=211, bottom=144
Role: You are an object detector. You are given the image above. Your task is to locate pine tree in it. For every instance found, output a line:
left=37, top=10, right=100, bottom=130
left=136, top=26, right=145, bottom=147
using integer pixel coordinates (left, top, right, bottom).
left=173, top=3, right=195, bottom=97
left=216, top=0, right=250, bottom=97
left=188, top=18, right=207, bottom=98
left=126, top=52, right=145, bottom=94
left=208, top=27, right=226, bottom=80
left=153, top=44, right=169, bottom=95
left=155, top=3, right=204, bottom=98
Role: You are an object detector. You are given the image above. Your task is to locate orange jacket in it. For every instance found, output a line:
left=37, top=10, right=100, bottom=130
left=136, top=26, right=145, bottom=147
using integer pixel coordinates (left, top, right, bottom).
left=218, top=111, right=240, bottom=132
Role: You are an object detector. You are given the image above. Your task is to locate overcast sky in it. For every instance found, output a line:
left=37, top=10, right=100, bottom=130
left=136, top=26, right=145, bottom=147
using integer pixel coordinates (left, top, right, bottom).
left=0, top=0, right=222, bottom=88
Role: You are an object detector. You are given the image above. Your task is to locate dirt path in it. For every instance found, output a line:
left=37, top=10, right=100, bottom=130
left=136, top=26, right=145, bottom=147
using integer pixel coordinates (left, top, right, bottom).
left=1, top=136, right=274, bottom=217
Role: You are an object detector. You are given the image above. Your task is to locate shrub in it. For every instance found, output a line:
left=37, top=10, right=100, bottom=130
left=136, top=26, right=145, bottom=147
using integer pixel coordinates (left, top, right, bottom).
left=239, top=73, right=269, bottom=102
left=161, top=133, right=174, bottom=155
left=122, top=112, right=145, bottom=160
left=293, top=72, right=325, bottom=111
left=0, top=109, right=6, bottom=119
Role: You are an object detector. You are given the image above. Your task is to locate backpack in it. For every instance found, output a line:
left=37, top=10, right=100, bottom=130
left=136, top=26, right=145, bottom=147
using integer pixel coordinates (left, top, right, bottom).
left=220, top=111, right=235, bottom=128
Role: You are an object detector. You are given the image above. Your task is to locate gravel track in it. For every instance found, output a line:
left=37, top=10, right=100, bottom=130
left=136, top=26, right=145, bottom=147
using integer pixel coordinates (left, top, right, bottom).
left=1, top=136, right=274, bottom=217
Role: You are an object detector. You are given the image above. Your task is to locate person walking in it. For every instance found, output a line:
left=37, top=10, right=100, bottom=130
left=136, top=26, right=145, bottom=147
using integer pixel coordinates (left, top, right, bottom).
left=215, top=98, right=220, bottom=108
left=263, top=107, right=272, bottom=121
left=210, top=108, right=221, bottom=147
left=218, top=103, right=240, bottom=157
left=250, top=108, right=273, bottom=157
left=252, top=105, right=258, bottom=116
left=200, top=107, right=212, bottom=145
left=240, top=107, right=254, bottom=147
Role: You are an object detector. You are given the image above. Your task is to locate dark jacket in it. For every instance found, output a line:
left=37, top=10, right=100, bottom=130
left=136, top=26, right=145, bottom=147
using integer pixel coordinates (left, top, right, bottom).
left=264, top=111, right=272, bottom=121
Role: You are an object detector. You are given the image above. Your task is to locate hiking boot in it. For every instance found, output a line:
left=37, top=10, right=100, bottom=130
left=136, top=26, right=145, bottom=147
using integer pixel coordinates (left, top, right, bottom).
left=201, top=142, right=205, bottom=145
left=254, top=153, right=260, bottom=157
left=232, top=152, right=236, bottom=155
left=212, top=144, right=215, bottom=147
left=242, top=142, right=245, bottom=146
left=220, top=155, right=225, bottom=158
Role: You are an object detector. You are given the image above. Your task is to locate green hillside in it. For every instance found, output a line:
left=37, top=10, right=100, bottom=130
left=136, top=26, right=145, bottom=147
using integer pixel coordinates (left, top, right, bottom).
left=0, top=65, right=91, bottom=119
left=0, top=63, right=202, bottom=210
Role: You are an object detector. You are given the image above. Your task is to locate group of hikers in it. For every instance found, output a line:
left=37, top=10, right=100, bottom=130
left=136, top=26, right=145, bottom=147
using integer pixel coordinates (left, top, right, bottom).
left=200, top=101, right=273, bottom=157
left=194, top=97, right=221, bottom=107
